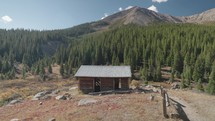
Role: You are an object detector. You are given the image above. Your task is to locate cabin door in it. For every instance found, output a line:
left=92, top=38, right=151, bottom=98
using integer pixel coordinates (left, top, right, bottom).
left=94, top=78, right=101, bottom=92
left=114, top=78, right=121, bottom=90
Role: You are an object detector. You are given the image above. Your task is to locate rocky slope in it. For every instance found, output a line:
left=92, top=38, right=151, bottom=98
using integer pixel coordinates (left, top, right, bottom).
left=93, top=6, right=215, bottom=30
left=182, top=8, right=215, bottom=24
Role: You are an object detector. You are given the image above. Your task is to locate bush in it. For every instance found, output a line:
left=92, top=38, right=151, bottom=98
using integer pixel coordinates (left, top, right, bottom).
left=130, top=80, right=140, bottom=89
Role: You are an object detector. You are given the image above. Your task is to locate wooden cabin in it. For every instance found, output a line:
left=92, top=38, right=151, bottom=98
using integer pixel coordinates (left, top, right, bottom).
left=75, top=65, right=131, bottom=93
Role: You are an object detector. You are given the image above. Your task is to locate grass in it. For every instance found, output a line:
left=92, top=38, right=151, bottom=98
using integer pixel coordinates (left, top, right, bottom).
left=0, top=78, right=77, bottom=106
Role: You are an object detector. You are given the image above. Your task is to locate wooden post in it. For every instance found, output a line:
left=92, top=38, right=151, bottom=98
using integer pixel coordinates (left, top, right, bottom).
left=160, top=87, right=163, bottom=95
left=162, top=90, right=168, bottom=118
left=165, top=93, right=170, bottom=107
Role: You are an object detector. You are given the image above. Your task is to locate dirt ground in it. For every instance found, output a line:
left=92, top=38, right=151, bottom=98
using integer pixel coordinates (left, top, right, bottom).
left=0, top=92, right=173, bottom=121
left=0, top=65, right=215, bottom=121
left=168, top=90, right=215, bottom=121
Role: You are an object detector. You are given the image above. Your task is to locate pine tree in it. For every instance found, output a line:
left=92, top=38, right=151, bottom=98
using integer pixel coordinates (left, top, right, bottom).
left=193, top=57, right=205, bottom=82
left=64, top=62, right=69, bottom=76
left=68, top=61, right=73, bottom=76
left=197, top=79, right=204, bottom=91
left=173, top=51, right=183, bottom=74
left=207, top=61, right=215, bottom=94
left=180, top=76, right=186, bottom=89
left=60, top=63, right=64, bottom=77
left=22, top=66, right=26, bottom=79
left=170, top=69, right=174, bottom=82
left=155, top=62, right=161, bottom=81
left=9, top=67, right=16, bottom=79
left=35, top=64, right=40, bottom=75
left=183, top=65, right=192, bottom=86
left=48, top=64, right=52, bottom=74
left=39, top=63, right=46, bottom=81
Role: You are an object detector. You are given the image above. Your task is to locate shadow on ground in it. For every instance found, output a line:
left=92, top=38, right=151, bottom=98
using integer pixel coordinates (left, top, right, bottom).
left=170, top=98, right=190, bottom=121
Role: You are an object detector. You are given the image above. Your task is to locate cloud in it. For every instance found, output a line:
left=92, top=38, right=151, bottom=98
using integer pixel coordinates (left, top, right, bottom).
left=152, top=0, right=168, bottom=3
left=125, top=6, right=134, bottom=10
left=148, top=5, right=158, bottom=12
left=119, top=7, right=123, bottom=11
left=101, top=13, right=109, bottom=20
left=1, top=15, right=13, bottom=23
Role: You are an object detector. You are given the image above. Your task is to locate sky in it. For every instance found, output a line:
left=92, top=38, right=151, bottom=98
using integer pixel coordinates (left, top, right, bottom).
left=0, top=0, right=215, bottom=30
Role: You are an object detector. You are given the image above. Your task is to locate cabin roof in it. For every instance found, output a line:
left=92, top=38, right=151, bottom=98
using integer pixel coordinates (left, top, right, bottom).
left=75, top=65, right=131, bottom=78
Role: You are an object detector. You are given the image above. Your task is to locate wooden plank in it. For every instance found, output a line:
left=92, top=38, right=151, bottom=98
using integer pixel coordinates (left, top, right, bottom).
left=88, top=90, right=131, bottom=95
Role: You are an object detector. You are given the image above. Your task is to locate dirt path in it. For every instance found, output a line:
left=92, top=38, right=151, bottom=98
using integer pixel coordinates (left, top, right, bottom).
left=168, top=90, right=215, bottom=121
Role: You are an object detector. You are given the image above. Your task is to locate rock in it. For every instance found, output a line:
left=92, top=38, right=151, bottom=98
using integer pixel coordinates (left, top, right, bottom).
left=10, top=119, right=19, bottom=121
left=170, top=113, right=179, bottom=119
left=52, top=90, right=60, bottom=94
left=39, top=102, right=43, bottom=105
left=55, top=95, right=67, bottom=100
left=78, top=98, right=98, bottom=106
left=152, top=87, right=159, bottom=93
left=48, top=118, right=56, bottom=121
left=40, top=95, right=51, bottom=100
left=69, top=86, right=78, bottom=90
left=149, top=95, right=154, bottom=101
left=64, top=93, right=72, bottom=100
left=9, top=99, right=21, bottom=105
left=145, top=85, right=154, bottom=89
left=32, top=91, right=52, bottom=100
left=171, top=82, right=180, bottom=89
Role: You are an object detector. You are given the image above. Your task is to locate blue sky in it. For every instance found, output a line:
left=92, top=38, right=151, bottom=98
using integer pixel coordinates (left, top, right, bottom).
left=0, top=0, right=215, bottom=30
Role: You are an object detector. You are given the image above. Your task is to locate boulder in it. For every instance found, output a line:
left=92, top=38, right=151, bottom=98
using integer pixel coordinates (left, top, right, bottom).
left=69, top=86, right=78, bottom=90
left=40, top=95, right=51, bottom=100
left=152, top=87, right=159, bottom=93
left=55, top=95, right=67, bottom=100
left=149, top=95, right=154, bottom=101
left=9, top=99, right=21, bottom=105
left=52, top=90, right=60, bottom=94
left=78, top=98, right=98, bottom=106
left=32, top=91, right=52, bottom=100
left=171, top=82, right=180, bottom=89
left=10, top=119, right=19, bottom=121
left=48, top=118, right=56, bottom=121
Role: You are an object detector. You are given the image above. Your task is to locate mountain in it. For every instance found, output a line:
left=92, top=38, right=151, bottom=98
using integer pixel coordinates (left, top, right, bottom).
left=181, top=8, right=215, bottom=24
left=98, top=6, right=215, bottom=28
left=100, top=6, right=182, bottom=27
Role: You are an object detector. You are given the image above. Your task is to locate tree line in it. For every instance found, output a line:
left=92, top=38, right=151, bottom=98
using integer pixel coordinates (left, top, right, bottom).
left=54, top=24, right=215, bottom=94
left=0, top=23, right=214, bottom=94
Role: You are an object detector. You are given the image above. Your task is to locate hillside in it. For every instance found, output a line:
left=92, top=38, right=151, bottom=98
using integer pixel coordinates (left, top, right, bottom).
left=181, top=8, right=215, bottom=23
left=1, top=5, right=215, bottom=121
left=0, top=6, right=215, bottom=95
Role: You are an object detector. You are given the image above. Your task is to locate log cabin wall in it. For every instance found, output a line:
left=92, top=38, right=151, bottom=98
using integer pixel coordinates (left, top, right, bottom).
left=100, top=78, right=114, bottom=91
left=78, top=77, right=130, bottom=93
left=79, top=77, right=94, bottom=93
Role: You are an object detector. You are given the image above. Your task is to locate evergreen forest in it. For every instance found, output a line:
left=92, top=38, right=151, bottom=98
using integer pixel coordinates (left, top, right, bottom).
left=0, top=23, right=215, bottom=94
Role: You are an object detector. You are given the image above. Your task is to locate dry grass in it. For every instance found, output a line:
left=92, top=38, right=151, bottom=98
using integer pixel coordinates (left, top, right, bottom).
left=130, top=80, right=141, bottom=88
left=0, top=78, right=77, bottom=106
left=0, top=93, right=175, bottom=121
left=168, top=90, right=215, bottom=121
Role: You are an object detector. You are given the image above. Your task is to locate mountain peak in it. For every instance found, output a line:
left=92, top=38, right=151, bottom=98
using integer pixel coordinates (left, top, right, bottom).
left=101, top=6, right=182, bottom=26
left=95, top=6, right=215, bottom=30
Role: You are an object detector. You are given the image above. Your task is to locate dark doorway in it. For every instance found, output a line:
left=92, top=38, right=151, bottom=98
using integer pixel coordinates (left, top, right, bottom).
left=114, top=79, right=119, bottom=90
left=94, top=78, right=101, bottom=92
